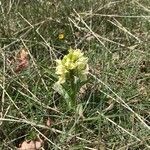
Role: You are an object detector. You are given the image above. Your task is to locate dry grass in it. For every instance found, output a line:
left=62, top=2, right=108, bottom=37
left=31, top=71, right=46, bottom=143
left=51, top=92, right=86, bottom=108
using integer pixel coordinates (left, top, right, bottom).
left=0, top=0, right=150, bottom=149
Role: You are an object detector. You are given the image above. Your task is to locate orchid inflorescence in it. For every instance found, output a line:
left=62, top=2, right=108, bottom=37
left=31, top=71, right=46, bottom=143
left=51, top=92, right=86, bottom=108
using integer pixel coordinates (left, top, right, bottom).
left=55, top=48, right=89, bottom=84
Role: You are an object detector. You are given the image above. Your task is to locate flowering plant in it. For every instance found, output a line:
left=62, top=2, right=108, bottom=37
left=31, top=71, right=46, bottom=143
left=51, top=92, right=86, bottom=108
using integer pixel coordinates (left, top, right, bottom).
left=54, top=48, right=89, bottom=110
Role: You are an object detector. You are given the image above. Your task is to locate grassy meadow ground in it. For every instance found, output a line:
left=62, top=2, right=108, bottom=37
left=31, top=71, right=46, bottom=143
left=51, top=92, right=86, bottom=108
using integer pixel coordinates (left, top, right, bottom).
left=0, top=0, right=150, bottom=149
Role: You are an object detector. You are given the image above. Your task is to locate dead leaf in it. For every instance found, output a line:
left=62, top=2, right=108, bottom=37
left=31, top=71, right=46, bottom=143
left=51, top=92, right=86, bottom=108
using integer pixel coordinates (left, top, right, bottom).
left=18, top=140, right=35, bottom=150
left=18, top=139, right=43, bottom=150
left=15, top=48, right=29, bottom=73
left=18, top=48, right=28, bottom=61
left=15, top=59, right=29, bottom=73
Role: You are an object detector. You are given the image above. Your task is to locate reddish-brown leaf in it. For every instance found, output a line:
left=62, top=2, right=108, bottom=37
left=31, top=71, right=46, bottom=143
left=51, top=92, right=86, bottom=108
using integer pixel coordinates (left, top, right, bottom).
left=18, top=139, right=43, bottom=150
left=15, top=48, right=29, bottom=73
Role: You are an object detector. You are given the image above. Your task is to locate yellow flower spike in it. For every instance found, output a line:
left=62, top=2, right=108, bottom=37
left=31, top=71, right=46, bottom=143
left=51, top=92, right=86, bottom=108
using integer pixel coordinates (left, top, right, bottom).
left=55, top=48, right=88, bottom=84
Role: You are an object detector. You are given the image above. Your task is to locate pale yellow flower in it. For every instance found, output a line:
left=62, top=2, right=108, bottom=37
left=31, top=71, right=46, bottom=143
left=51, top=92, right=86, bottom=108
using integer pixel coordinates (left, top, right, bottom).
left=55, top=48, right=88, bottom=84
